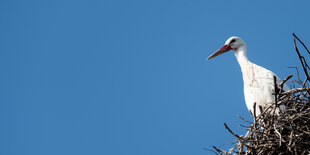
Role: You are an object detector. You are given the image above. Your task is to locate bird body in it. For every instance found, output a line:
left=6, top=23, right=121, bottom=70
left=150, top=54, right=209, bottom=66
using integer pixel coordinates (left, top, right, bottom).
left=207, top=37, right=288, bottom=116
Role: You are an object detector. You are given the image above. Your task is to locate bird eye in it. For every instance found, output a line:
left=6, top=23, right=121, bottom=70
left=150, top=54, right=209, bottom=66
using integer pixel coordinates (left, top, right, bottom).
left=230, top=39, right=236, bottom=44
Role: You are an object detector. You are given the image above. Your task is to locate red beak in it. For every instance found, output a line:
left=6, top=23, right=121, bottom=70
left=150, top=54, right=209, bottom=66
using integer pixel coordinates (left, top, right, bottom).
left=207, top=45, right=232, bottom=60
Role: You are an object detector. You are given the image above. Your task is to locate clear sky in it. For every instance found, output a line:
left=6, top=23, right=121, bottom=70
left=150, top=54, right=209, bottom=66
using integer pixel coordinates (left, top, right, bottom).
left=1, top=0, right=310, bottom=155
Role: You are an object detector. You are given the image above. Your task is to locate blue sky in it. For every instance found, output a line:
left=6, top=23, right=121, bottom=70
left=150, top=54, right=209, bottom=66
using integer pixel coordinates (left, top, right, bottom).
left=1, top=0, right=310, bottom=155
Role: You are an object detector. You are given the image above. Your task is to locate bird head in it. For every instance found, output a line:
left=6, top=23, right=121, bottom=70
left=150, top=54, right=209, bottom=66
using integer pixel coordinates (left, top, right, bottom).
left=207, top=36, right=245, bottom=60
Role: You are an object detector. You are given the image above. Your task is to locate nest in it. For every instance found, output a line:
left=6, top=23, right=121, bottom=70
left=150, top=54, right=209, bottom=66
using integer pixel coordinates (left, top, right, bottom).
left=208, top=34, right=310, bottom=155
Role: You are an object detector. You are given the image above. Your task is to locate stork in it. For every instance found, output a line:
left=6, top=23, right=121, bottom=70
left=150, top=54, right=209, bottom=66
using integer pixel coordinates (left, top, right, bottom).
left=207, top=36, right=288, bottom=116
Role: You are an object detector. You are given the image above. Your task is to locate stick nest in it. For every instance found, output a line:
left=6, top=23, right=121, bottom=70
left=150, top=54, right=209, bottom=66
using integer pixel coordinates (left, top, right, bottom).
left=209, top=34, right=310, bottom=155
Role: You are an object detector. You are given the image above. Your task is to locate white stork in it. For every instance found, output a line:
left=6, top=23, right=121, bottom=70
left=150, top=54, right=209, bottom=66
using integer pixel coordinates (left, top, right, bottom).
left=207, top=36, right=288, bottom=116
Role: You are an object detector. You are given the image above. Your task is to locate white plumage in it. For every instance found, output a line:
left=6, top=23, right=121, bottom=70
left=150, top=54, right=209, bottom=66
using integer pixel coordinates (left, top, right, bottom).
left=207, top=36, right=288, bottom=116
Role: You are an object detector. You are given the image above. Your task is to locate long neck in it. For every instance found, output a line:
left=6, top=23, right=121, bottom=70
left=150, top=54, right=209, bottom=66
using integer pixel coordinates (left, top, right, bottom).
left=234, top=45, right=249, bottom=70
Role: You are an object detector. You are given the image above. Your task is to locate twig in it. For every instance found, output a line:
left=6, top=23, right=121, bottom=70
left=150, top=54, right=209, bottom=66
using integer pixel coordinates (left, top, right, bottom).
left=293, top=33, right=310, bottom=55
left=274, top=76, right=279, bottom=105
left=288, top=67, right=301, bottom=82
left=253, top=102, right=258, bottom=131
left=282, top=88, right=310, bottom=95
left=212, top=146, right=230, bottom=154
left=236, top=114, right=253, bottom=124
left=204, top=148, right=219, bottom=155
left=279, top=74, right=293, bottom=91
left=274, top=124, right=282, bottom=146
left=224, top=123, right=242, bottom=141
left=293, top=37, right=310, bottom=83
